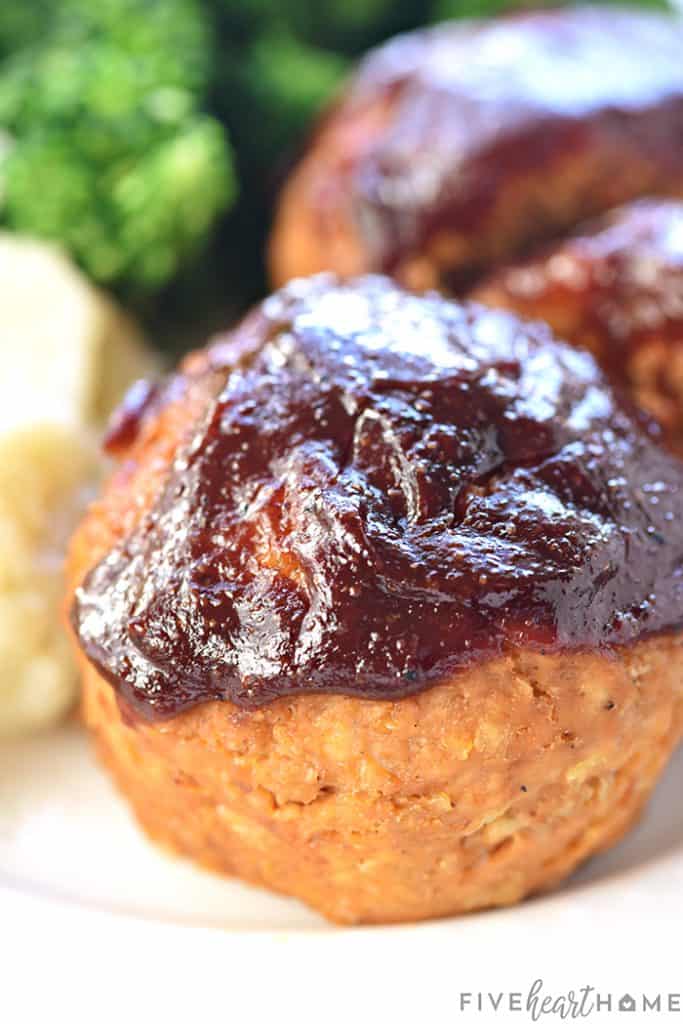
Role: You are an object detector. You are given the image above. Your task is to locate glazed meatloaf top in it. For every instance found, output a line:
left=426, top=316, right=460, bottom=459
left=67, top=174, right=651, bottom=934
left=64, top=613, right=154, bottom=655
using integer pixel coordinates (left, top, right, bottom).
left=271, top=7, right=683, bottom=289
left=71, top=275, right=683, bottom=719
left=473, top=199, right=683, bottom=448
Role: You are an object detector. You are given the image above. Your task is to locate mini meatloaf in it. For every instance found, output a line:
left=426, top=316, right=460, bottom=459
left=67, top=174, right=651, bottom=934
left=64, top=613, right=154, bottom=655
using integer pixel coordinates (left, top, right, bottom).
left=473, top=199, right=683, bottom=450
left=270, top=7, right=683, bottom=293
left=68, top=276, right=683, bottom=924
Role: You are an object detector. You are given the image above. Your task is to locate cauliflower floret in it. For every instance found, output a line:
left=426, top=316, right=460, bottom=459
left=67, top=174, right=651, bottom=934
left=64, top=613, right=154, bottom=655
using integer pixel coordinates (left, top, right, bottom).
left=0, top=234, right=153, bottom=736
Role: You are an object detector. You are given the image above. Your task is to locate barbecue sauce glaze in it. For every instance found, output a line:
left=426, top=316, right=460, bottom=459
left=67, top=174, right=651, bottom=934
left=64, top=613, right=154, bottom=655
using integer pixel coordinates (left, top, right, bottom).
left=73, top=276, right=683, bottom=719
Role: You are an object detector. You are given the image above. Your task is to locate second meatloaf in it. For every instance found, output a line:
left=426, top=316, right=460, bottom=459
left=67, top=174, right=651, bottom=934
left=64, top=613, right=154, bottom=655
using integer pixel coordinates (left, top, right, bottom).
left=270, top=7, right=683, bottom=292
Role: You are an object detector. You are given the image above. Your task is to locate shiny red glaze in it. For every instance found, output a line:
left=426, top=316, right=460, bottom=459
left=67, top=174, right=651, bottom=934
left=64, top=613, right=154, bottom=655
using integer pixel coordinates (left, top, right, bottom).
left=323, top=8, right=683, bottom=282
left=476, top=199, right=683, bottom=445
left=103, top=379, right=161, bottom=457
left=72, top=276, right=683, bottom=719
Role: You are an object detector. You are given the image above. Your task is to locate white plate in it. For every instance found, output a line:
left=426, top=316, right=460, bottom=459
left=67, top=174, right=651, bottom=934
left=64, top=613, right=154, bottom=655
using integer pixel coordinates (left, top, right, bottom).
left=2, top=724, right=682, bottom=1019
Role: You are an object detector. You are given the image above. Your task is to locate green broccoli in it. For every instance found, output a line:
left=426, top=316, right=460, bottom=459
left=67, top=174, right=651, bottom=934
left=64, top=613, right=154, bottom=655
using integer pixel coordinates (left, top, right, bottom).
left=0, top=0, right=235, bottom=293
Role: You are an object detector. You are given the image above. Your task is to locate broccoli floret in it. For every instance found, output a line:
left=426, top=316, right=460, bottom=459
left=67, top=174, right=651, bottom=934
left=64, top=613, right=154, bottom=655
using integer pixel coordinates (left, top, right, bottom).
left=0, top=0, right=235, bottom=293
left=0, top=5, right=55, bottom=59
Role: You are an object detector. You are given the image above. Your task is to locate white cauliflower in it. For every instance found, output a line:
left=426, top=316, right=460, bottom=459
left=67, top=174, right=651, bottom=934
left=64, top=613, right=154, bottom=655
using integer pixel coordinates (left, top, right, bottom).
left=0, top=235, right=153, bottom=735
